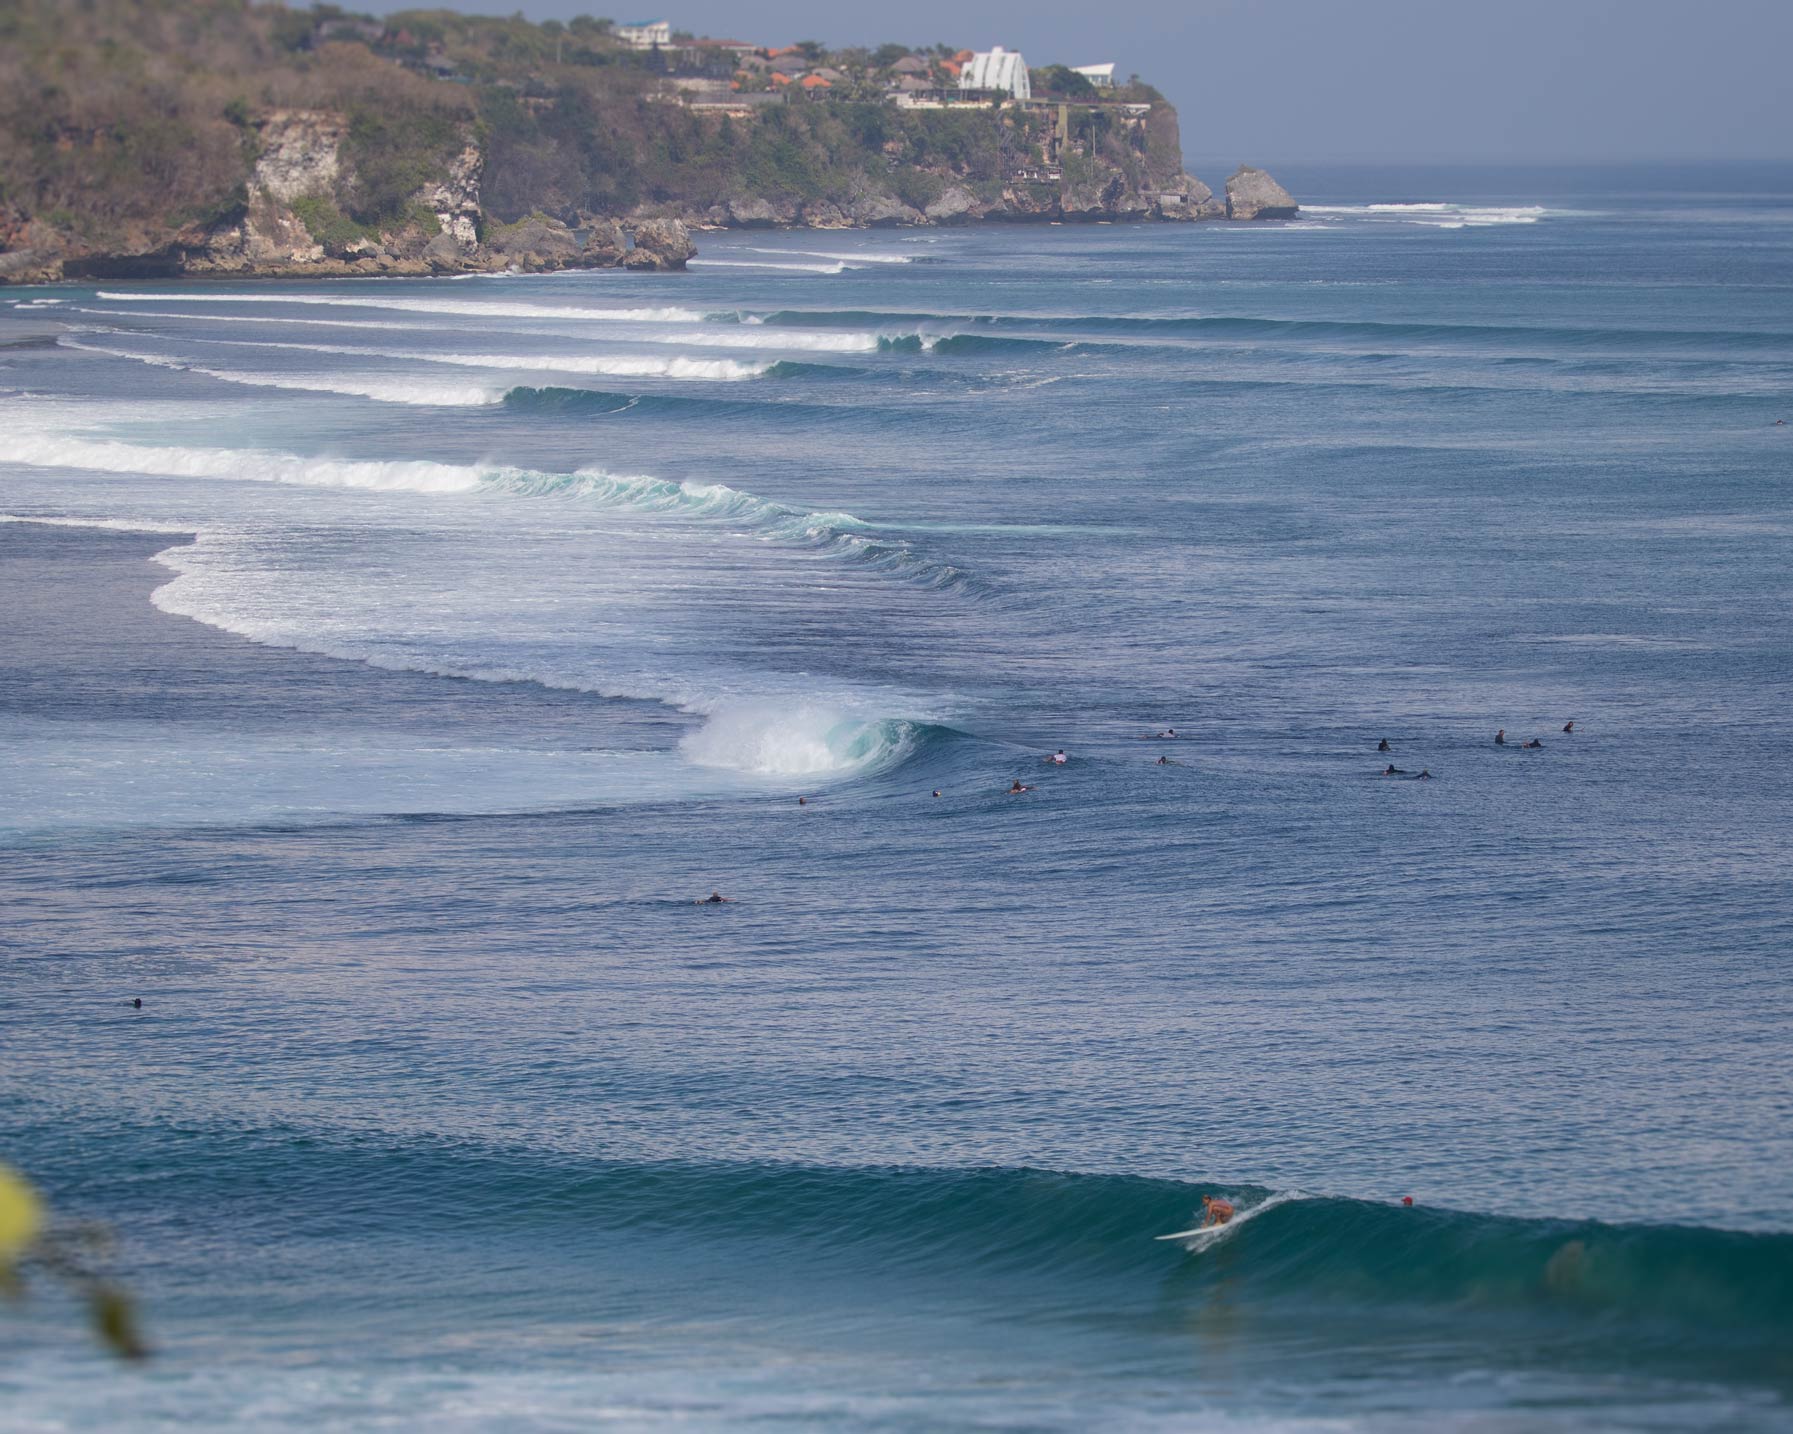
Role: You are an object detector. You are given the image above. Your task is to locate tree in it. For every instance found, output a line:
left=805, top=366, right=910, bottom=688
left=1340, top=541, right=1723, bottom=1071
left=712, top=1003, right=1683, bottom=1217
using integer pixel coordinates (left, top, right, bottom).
left=1031, top=64, right=1096, bottom=100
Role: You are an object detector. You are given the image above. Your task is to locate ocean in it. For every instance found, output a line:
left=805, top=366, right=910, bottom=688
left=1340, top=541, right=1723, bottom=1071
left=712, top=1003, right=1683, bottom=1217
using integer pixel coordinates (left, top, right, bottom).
left=2, top=164, right=1791, bottom=1431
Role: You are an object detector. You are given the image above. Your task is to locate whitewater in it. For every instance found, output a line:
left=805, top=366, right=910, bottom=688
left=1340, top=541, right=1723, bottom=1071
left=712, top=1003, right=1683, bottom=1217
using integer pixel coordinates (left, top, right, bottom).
left=4, top=169, right=1793, bottom=1432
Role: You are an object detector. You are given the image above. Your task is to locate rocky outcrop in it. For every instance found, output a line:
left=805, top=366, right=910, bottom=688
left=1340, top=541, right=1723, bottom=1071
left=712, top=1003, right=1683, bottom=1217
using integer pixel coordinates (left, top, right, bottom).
left=483, top=213, right=582, bottom=269
left=924, top=186, right=978, bottom=224
left=842, top=186, right=925, bottom=228
left=582, top=218, right=629, bottom=266
left=622, top=217, right=695, bottom=270
left=1224, top=165, right=1298, bottom=221
left=724, top=196, right=797, bottom=228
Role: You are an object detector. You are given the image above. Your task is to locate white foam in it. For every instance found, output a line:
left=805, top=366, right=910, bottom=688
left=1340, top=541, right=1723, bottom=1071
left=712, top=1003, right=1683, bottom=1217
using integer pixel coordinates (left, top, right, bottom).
left=75, top=306, right=416, bottom=331
left=59, top=338, right=502, bottom=405
left=688, top=258, right=849, bottom=275
left=745, top=246, right=913, bottom=265
left=679, top=701, right=918, bottom=777
left=92, top=291, right=710, bottom=323
left=0, top=512, right=198, bottom=534
left=7, top=430, right=489, bottom=493
left=80, top=306, right=899, bottom=354
left=71, top=333, right=773, bottom=383
left=1299, top=203, right=1548, bottom=227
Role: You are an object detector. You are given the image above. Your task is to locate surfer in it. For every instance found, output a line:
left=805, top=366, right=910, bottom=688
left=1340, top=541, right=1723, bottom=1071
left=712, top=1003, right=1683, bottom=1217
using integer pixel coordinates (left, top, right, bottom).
left=1523, top=738, right=1544, bottom=750
left=1383, top=764, right=1406, bottom=776
left=1495, top=729, right=1507, bottom=745
left=797, top=796, right=808, bottom=806
left=1200, top=1195, right=1235, bottom=1228
left=1377, top=738, right=1391, bottom=752
left=1156, top=755, right=1182, bottom=766
left=1046, top=749, right=1068, bottom=765
left=1418, top=769, right=1432, bottom=779
left=932, top=789, right=942, bottom=798
left=1562, top=721, right=1575, bottom=734
left=1008, top=780, right=1031, bottom=794
left=696, top=891, right=732, bottom=904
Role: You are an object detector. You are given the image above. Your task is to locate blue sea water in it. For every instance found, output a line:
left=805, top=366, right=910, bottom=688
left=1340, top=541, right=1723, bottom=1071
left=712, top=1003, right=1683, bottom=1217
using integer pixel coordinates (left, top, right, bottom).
left=3, top=165, right=1792, bottom=1430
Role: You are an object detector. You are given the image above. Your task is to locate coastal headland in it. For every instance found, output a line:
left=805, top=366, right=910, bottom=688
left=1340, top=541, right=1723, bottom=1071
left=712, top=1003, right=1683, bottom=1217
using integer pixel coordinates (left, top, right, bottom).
left=0, top=1, right=1298, bottom=283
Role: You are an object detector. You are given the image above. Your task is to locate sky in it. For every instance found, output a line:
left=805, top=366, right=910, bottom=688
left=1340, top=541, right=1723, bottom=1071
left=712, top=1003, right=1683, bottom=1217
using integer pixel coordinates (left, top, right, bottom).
left=387, top=0, right=1793, bottom=164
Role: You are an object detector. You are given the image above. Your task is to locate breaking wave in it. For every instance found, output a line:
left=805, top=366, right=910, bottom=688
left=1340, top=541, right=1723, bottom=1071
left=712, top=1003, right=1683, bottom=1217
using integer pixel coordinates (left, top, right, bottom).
left=1300, top=202, right=1553, bottom=228
left=91, top=291, right=711, bottom=323
left=42, top=1114, right=1793, bottom=1369
left=58, top=337, right=503, bottom=405
left=3, top=429, right=969, bottom=589
left=689, top=258, right=848, bottom=275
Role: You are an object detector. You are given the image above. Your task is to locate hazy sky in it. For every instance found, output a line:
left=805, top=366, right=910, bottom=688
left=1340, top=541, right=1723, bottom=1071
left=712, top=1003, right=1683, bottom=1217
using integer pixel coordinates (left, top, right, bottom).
left=390, top=0, right=1793, bottom=164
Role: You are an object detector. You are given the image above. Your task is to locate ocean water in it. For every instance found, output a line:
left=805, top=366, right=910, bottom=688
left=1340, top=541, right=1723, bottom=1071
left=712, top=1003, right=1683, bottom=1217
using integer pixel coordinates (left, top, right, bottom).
left=3, top=165, right=1791, bottom=1430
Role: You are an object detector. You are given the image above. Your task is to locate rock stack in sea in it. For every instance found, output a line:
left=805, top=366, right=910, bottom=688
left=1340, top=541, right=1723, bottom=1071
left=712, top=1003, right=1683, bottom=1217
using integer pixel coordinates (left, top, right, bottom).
left=1225, top=166, right=1299, bottom=221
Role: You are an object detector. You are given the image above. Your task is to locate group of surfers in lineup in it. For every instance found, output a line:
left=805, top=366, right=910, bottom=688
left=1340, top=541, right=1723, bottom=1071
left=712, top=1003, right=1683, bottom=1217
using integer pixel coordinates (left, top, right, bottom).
left=696, top=720, right=1582, bottom=894
left=1376, top=721, right=1573, bottom=778
left=1015, top=720, right=1580, bottom=793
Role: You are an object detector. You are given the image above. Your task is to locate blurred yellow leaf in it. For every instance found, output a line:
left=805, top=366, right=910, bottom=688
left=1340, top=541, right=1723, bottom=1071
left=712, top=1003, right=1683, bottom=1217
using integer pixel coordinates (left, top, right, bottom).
left=0, top=1165, right=44, bottom=1263
left=91, top=1286, right=149, bottom=1361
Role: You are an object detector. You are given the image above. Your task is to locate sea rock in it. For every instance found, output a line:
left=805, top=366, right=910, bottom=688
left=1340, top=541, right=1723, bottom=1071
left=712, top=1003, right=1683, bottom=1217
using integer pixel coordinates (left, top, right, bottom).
left=1224, top=165, right=1298, bottom=220
left=422, top=231, right=467, bottom=271
left=727, top=195, right=796, bottom=227
left=622, top=217, right=696, bottom=270
left=924, top=186, right=979, bottom=224
left=484, top=213, right=582, bottom=269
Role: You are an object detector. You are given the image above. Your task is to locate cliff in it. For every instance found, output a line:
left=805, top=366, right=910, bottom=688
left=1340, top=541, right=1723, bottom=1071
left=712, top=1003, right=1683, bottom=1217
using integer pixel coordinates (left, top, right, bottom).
left=0, top=1, right=1297, bottom=284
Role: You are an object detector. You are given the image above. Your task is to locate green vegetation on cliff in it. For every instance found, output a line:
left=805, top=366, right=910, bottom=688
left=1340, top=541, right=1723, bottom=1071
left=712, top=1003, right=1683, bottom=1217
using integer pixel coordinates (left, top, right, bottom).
left=0, top=0, right=1225, bottom=280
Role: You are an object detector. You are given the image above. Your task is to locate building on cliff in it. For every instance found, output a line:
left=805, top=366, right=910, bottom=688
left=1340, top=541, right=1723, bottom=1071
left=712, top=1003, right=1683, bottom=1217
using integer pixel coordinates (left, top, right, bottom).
left=616, top=19, right=672, bottom=51
left=959, top=47, right=1031, bottom=101
left=1072, top=63, right=1116, bottom=88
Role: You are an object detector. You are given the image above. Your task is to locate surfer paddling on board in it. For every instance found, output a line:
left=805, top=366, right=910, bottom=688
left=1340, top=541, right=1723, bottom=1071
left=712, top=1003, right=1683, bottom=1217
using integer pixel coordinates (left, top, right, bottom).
left=1200, top=1195, right=1235, bottom=1228
left=696, top=891, right=733, bottom=904
left=1008, top=780, right=1032, bottom=794
left=1045, top=749, right=1068, bottom=765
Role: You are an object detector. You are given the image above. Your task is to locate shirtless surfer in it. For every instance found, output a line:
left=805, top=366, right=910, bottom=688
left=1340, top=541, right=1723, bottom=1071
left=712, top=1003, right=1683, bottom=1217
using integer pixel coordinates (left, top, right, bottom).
left=1200, top=1195, right=1235, bottom=1227
left=1008, top=780, right=1031, bottom=794
left=696, top=891, right=733, bottom=904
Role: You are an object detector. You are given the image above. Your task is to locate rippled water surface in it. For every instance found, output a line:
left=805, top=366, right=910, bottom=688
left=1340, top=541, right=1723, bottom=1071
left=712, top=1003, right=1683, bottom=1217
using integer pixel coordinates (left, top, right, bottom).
left=3, top=166, right=1792, bottom=1430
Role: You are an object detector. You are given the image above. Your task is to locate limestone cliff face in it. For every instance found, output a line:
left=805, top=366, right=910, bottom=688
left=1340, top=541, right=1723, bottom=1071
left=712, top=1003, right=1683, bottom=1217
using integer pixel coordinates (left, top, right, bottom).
left=0, top=96, right=1295, bottom=283
left=185, top=111, right=690, bottom=277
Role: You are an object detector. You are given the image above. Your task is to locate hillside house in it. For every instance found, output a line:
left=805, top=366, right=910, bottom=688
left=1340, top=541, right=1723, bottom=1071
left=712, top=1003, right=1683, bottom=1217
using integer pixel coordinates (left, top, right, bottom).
left=616, top=19, right=672, bottom=50
left=959, top=46, right=1031, bottom=100
left=1072, top=62, right=1116, bottom=88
